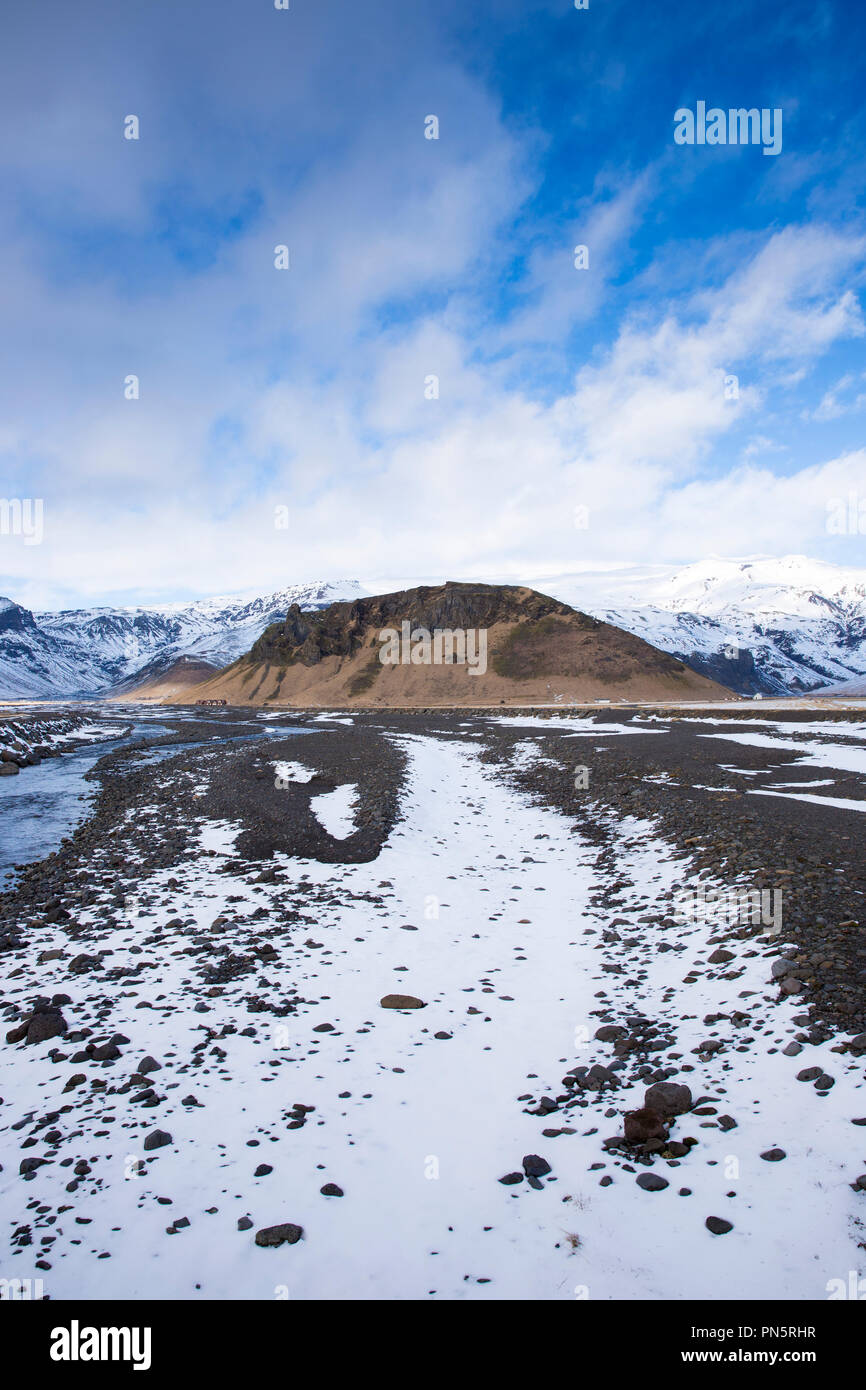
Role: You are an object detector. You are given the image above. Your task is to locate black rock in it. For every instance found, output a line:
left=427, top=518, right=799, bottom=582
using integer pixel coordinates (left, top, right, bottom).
left=320, top=1183, right=343, bottom=1197
left=522, top=1154, right=551, bottom=1178
left=706, top=1216, right=733, bottom=1235
left=69, top=954, right=102, bottom=974
left=760, top=1148, right=786, bottom=1162
left=19, top=1157, right=48, bottom=1175
left=644, top=1081, right=692, bottom=1117
left=499, top=1172, right=524, bottom=1185
left=143, top=1129, right=172, bottom=1152
left=636, top=1173, right=669, bottom=1192
left=255, top=1223, right=303, bottom=1247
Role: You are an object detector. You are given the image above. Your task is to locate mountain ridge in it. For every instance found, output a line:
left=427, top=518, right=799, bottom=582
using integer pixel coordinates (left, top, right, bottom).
left=153, top=580, right=728, bottom=707
left=0, top=581, right=365, bottom=699
left=3, top=556, right=866, bottom=700
left=532, top=556, right=866, bottom=694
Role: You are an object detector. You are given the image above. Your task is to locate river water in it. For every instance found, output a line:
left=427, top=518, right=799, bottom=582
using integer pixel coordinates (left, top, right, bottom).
left=0, top=705, right=311, bottom=886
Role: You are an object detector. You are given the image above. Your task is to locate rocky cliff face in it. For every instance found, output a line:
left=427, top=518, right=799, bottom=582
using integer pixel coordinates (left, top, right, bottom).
left=249, top=583, right=578, bottom=667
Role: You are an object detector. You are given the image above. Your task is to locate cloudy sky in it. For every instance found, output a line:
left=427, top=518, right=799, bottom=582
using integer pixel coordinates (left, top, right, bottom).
left=2, top=0, right=866, bottom=609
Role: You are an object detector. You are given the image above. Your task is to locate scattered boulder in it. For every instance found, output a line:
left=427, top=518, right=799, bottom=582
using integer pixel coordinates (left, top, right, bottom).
left=636, top=1173, right=669, bottom=1192
left=255, top=1223, right=303, bottom=1247
left=594, top=1025, right=626, bottom=1042
left=25, top=1007, right=68, bottom=1046
left=19, top=1157, right=48, bottom=1175
left=69, top=954, right=102, bottom=975
left=760, top=1149, right=786, bottom=1162
left=779, top=977, right=802, bottom=996
left=522, top=1154, right=551, bottom=1178
left=624, top=1108, right=668, bottom=1144
left=705, top=1216, right=733, bottom=1235
left=143, top=1129, right=172, bottom=1152
left=380, top=994, right=426, bottom=1010
left=644, top=1081, right=692, bottom=1118
left=320, top=1183, right=344, bottom=1197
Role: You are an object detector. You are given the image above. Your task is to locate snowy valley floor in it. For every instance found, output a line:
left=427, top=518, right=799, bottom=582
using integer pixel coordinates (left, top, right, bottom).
left=1, top=708, right=866, bottom=1300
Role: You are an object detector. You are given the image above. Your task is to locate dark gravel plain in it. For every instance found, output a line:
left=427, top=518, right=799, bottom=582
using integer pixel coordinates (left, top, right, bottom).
left=2, top=703, right=865, bottom=1042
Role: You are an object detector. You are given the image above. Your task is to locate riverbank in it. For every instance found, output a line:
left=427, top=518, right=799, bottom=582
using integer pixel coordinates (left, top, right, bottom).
left=1, top=708, right=864, bottom=1299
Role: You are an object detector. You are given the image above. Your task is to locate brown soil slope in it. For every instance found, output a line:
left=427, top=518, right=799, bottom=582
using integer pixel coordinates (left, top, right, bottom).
left=110, top=656, right=221, bottom=703
left=137, top=582, right=732, bottom=708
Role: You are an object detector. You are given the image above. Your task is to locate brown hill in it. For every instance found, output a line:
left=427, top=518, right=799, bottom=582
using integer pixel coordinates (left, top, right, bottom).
left=155, top=582, right=732, bottom=707
left=112, top=655, right=221, bottom=702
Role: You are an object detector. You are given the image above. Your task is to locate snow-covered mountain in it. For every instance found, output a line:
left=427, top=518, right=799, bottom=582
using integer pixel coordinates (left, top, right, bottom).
left=0, top=581, right=365, bottom=699
left=532, top=556, right=866, bottom=695
left=4, top=558, right=866, bottom=700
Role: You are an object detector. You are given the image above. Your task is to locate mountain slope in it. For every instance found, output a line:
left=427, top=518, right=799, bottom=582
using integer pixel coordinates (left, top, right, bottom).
left=532, top=556, right=866, bottom=695
left=162, top=581, right=731, bottom=707
left=0, top=581, right=366, bottom=699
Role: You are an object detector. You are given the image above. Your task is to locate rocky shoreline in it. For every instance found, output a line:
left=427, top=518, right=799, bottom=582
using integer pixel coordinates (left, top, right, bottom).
left=0, top=712, right=104, bottom=776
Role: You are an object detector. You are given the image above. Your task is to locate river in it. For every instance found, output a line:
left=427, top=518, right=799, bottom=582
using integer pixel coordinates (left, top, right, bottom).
left=0, top=705, right=312, bottom=885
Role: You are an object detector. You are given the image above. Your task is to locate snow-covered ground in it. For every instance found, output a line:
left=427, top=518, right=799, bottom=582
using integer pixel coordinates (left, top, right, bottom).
left=697, top=729, right=866, bottom=777
left=0, top=714, right=118, bottom=761
left=309, top=784, right=358, bottom=839
left=2, top=732, right=864, bottom=1300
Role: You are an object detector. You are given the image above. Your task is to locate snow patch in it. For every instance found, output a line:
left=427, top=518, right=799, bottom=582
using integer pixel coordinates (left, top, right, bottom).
left=310, top=783, right=359, bottom=838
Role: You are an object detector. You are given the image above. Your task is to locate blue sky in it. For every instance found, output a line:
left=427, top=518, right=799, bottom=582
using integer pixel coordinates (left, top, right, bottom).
left=1, top=0, right=865, bottom=608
